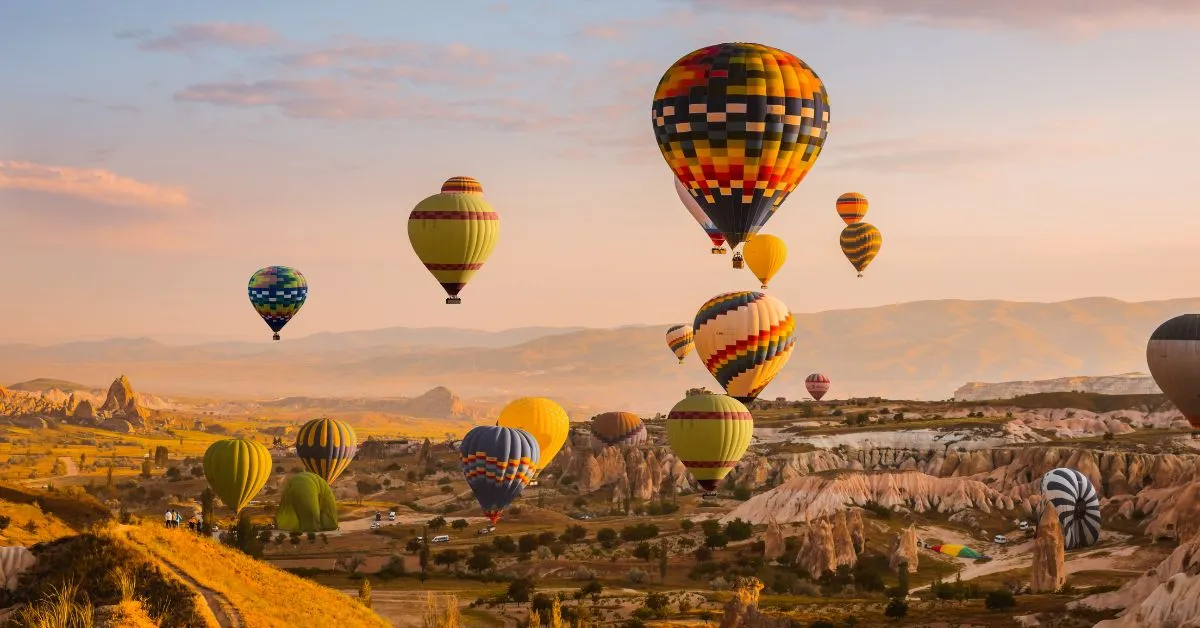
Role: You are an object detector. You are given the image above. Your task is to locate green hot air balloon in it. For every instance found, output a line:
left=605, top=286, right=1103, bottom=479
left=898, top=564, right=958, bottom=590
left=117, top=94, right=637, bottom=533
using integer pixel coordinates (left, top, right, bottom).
left=203, top=438, right=272, bottom=516
left=275, top=472, right=339, bottom=533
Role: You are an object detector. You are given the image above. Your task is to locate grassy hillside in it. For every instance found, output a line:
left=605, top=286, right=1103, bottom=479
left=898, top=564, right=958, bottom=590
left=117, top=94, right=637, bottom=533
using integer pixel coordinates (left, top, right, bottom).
left=6, top=378, right=95, bottom=392
left=0, top=483, right=110, bottom=545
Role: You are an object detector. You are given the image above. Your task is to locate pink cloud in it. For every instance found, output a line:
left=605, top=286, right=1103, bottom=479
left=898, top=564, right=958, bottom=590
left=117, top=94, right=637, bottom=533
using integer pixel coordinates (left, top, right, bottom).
left=683, top=0, right=1200, bottom=33
left=134, top=22, right=279, bottom=52
left=575, top=10, right=697, bottom=39
left=0, top=161, right=190, bottom=210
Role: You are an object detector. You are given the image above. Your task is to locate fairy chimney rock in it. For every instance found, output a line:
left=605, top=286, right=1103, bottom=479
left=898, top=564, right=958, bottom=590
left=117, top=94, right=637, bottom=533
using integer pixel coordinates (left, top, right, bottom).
left=1031, top=504, right=1067, bottom=593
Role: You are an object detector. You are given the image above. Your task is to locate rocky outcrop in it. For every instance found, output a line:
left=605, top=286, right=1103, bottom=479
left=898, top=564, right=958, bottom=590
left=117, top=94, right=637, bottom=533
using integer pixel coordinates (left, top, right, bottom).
left=763, top=518, right=785, bottom=561
left=718, top=577, right=790, bottom=628
left=791, top=511, right=862, bottom=577
left=1081, top=530, right=1200, bottom=627
left=72, top=398, right=96, bottom=421
left=99, top=375, right=149, bottom=423
left=1031, top=504, right=1066, bottom=593
left=723, top=472, right=1013, bottom=524
left=954, top=373, right=1160, bottom=400
left=100, top=418, right=135, bottom=434
left=13, top=416, right=49, bottom=429
left=847, top=508, right=865, bottom=553
left=890, top=526, right=919, bottom=574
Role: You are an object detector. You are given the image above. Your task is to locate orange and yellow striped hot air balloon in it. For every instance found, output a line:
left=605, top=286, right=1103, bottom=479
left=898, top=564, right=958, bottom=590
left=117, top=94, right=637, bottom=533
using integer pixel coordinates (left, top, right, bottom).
left=408, top=176, right=499, bottom=304
left=836, top=192, right=868, bottom=225
left=665, top=324, right=694, bottom=364
left=693, top=291, right=797, bottom=404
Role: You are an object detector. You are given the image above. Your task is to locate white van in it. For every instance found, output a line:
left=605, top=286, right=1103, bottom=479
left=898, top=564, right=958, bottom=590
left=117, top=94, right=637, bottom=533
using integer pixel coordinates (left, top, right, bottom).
left=432, top=534, right=450, bottom=543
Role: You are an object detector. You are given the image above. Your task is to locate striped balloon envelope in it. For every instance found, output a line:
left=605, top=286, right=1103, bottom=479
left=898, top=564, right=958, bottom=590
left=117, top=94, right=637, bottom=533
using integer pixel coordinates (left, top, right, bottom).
left=839, top=222, right=883, bottom=277
left=693, top=291, right=797, bottom=403
left=294, top=417, right=358, bottom=485
left=836, top=192, right=868, bottom=225
left=665, top=324, right=694, bottom=364
left=675, top=177, right=726, bottom=254
left=0, top=546, right=35, bottom=592
left=1146, top=314, right=1200, bottom=428
left=666, top=394, right=753, bottom=492
left=1040, top=467, right=1101, bottom=550
left=408, top=176, right=499, bottom=304
left=460, top=426, right=540, bottom=524
left=590, top=411, right=648, bottom=447
left=805, top=373, right=830, bottom=401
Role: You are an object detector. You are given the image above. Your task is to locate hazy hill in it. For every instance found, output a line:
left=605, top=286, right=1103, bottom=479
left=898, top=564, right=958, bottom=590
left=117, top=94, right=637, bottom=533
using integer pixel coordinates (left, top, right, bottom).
left=1, top=297, right=1196, bottom=412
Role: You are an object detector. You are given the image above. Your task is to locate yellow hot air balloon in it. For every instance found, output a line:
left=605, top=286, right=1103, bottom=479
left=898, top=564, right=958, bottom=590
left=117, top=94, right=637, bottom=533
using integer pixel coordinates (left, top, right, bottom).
left=693, top=291, right=797, bottom=403
left=202, top=438, right=272, bottom=517
left=408, top=176, right=499, bottom=304
left=666, top=394, right=753, bottom=494
left=840, top=222, right=882, bottom=277
left=743, top=234, right=787, bottom=289
left=497, top=397, right=569, bottom=484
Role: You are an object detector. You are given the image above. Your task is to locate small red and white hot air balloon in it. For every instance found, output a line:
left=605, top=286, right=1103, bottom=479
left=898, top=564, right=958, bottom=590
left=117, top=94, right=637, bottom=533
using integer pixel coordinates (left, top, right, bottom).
left=805, top=373, right=830, bottom=401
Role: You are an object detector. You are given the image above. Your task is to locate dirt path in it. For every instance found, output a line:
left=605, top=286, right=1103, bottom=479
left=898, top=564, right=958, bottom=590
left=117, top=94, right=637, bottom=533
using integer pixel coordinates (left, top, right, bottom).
left=120, top=529, right=243, bottom=628
left=19, top=456, right=80, bottom=486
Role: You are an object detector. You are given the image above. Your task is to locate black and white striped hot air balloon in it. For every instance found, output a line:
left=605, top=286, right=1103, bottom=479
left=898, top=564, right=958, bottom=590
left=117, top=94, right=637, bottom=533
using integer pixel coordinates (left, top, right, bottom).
left=1040, top=467, right=1101, bottom=550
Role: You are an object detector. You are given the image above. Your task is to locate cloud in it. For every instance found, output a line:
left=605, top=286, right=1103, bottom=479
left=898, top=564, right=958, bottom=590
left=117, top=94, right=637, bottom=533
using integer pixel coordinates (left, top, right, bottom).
left=682, top=0, right=1200, bottom=33
left=0, top=161, right=190, bottom=210
left=122, top=22, right=279, bottom=52
left=575, top=10, right=696, bottom=39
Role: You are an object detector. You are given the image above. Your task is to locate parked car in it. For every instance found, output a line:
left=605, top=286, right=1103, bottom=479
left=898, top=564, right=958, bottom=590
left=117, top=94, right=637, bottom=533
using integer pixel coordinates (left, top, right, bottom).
left=370, top=521, right=380, bottom=530
left=476, top=527, right=492, bottom=536
left=994, top=534, right=1008, bottom=545
left=1018, top=521, right=1030, bottom=531
left=431, top=534, right=450, bottom=543
left=388, top=511, right=397, bottom=521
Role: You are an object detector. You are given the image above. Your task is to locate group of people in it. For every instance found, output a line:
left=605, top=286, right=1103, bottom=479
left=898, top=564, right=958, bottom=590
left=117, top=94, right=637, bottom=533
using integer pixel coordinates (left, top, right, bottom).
left=164, top=509, right=205, bottom=533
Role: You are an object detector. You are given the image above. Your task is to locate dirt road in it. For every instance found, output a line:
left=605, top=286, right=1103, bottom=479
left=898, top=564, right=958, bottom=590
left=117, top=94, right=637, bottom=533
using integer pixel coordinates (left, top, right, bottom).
left=120, top=528, right=243, bottom=628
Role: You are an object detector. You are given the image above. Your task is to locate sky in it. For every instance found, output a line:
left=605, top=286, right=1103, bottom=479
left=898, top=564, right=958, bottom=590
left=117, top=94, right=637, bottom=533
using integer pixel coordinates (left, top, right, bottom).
left=3, top=0, right=1200, bottom=344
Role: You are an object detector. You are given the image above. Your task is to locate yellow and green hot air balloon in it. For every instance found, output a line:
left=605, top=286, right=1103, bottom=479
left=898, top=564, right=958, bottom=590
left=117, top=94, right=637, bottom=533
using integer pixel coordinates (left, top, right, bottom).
left=839, top=222, right=882, bottom=277
left=408, top=176, right=499, bottom=305
left=836, top=192, right=868, bottom=225
left=294, top=417, right=357, bottom=485
left=930, top=544, right=985, bottom=559
left=275, top=472, right=339, bottom=533
left=497, top=397, right=569, bottom=484
left=666, top=394, right=753, bottom=494
left=743, top=234, right=787, bottom=290
left=203, top=438, right=272, bottom=517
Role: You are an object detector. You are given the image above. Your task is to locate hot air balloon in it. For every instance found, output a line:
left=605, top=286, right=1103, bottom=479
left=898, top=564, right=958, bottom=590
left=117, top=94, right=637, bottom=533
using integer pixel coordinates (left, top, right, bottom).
left=1147, top=314, right=1200, bottom=428
left=666, top=394, right=752, bottom=494
left=497, top=397, right=569, bottom=484
left=805, top=373, right=830, bottom=401
left=651, top=42, right=831, bottom=262
left=248, top=266, right=307, bottom=341
left=460, top=425, right=539, bottom=525
left=408, top=176, right=499, bottom=305
left=1040, top=468, right=1101, bottom=550
left=743, top=234, right=787, bottom=289
left=275, top=472, right=339, bottom=533
left=591, top=412, right=647, bottom=447
left=836, top=193, right=868, bottom=225
left=666, top=324, right=695, bottom=364
left=675, top=178, right=727, bottom=254
left=693, top=291, right=797, bottom=403
left=840, top=222, right=882, bottom=277
left=203, top=438, right=272, bottom=516
left=929, top=544, right=985, bottom=559
left=295, top=417, right=358, bottom=485
left=0, top=546, right=35, bottom=592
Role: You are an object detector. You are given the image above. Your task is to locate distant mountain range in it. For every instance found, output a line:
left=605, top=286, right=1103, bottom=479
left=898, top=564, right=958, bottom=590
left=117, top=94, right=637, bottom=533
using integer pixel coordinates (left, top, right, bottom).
left=0, top=297, right=1194, bottom=413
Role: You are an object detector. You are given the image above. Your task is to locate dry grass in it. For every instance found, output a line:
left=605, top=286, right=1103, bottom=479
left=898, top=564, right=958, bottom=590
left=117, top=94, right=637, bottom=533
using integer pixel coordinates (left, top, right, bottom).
left=128, top=523, right=391, bottom=628
left=7, top=580, right=94, bottom=628
left=422, top=592, right=461, bottom=628
left=93, top=600, right=158, bottom=628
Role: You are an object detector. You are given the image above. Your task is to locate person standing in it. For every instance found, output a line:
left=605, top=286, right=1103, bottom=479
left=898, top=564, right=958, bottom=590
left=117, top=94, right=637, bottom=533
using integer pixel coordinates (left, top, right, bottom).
left=164, top=509, right=173, bottom=528
left=174, top=511, right=183, bottom=529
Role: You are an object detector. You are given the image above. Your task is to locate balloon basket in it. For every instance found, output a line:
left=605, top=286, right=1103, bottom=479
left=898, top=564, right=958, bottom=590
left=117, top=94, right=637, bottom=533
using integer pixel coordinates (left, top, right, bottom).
left=760, top=284, right=768, bottom=290
left=272, top=333, right=280, bottom=341
left=446, top=296, right=462, bottom=304
left=702, top=491, right=717, bottom=499
left=856, top=273, right=863, bottom=278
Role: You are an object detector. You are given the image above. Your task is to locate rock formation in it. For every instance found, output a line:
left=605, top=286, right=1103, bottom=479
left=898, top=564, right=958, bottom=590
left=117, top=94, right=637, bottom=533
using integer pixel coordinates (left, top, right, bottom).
left=0, top=386, right=9, bottom=400
left=72, top=398, right=96, bottom=421
left=954, top=372, right=1159, bottom=400
left=99, top=375, right=149, bottom=423
left=890, top=525, right=919, bottom=574
left=763, top=517, right=785, bottom=562
left=1081, top=529, right=1200, bottom=627
left=1031, top=504, right=1066, bottom=593
left=791, top=511, right=862, bottom=577
left=718, top=577, right=790, bottom=628
left=100, top=418, right=135, bottom=434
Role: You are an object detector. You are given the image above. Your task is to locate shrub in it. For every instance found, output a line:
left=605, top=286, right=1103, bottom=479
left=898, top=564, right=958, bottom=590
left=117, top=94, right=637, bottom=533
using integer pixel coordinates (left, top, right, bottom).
left=627, top=568, right=647, bottom=584
left=884, top=599, right=907, bottom=618
left=985, top=588, right=1016, bottom=611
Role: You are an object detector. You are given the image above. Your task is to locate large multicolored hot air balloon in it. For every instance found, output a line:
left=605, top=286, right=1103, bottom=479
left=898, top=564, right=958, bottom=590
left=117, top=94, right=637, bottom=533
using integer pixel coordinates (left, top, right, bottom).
left=930, top=544, right=985, bottom=559
left=295, top=417, right=358, bottom=485
left=836, top=193, right=868, bottom=225
left=652, top=43, right=831, bottom=257
left=460, top=426, right=539, bottom=525
left=666, top=394, right=752, bottom=493
left=275, top=472, right=339, bottom=533
left=666, top=324, right=695, bottom=364
left=1147, top=314, right=1200, bottom=428
left=743, top=234, right=787, bottom=289
left=248, top=266, right=307, bottom=341
left=408, top=176, right=499, bottom=305
left=203, top=438, right=272, bottom=516
left=840, top=222, right=882, bottom=277
left=497, top=397, right=569, bottom=483
left=805, top=373, right=830, bottom=401
left=1040, top=468, right=1101, bottom=550
left=591, top=412, right=647, bottom=447
left=675, top=177, right=726, bottom=254
left=693, top=291, right=797, bottom=403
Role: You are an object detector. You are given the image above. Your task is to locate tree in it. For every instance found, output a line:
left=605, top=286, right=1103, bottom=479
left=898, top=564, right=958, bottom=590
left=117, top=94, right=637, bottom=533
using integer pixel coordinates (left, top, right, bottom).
left=451, top=518, right=469, bottom=530
left=680, top=519, right=694, bottom=532
left=704, top=532, right=728, bottom=549
left=884, top=599, right=907, bottom=619
left=200, top=488, right=215, bottom=534
left=896, top=564, right=910, bottom=598
left=985, top=589, right=1016, bottom=611
left=657, top=540, right=669, bottom=582
left=596, top=528, right=619, bottom=549
left=105, top=460, right=115, bottom=491
left=694, top=546, right=713, bottom=562
left=78, top=453, right=86, bottom=468
left=550, top=542, right=566, bottom=559
left=154, top=445, right=169, bottom=468
left=428, top=516, right=447, bottom=531
left=434, top=549, right=461, bottom=568
left=507, top=577, right=534, bottom=603
left=632, top=542, right=653, bottom=561
left=166, top=466, right=181, bottom=480
left=419, top=526, right=431, bottom=581
left=579, top=580, right=602, bottom=604
left=141, top=458, right=153, bottom=478
left=724, top=518, right=753, bottom=541
left=561, top=525, right=587, bottom=543
left=234, top=513, right=263, bottom=558
left=519, top=534, right=540, bottom=554
left=467, top=551, right=494, bottom=573
left=358, top=577, right=372, bottom=609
